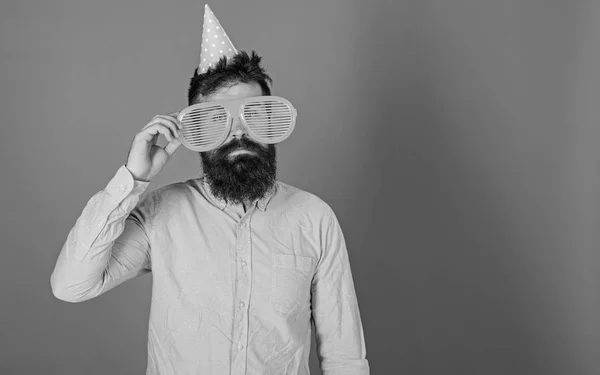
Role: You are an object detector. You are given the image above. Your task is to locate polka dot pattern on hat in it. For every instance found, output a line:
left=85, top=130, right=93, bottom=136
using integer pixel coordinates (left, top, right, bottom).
left=199, top=4, right=238, bottom=73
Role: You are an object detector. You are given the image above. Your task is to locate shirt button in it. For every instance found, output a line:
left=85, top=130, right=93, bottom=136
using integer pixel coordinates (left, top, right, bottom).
left=240, top=222, right=247, bottom=228
left=237, top=343, right=244, bottom=351
left=96, top=219, right=103, bottom=227
left=241, top=259, right=247, bottom=267
left=119, top=184, right=127, bottom=193
left=239, top=300, right=245, bottom=309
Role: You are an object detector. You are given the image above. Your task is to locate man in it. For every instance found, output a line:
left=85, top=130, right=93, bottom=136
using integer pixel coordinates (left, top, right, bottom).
left=50, top=5, right=369, bottom=375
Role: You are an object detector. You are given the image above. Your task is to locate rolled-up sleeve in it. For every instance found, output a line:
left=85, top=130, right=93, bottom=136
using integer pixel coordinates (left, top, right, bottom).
left=50, top=165, right=153, bottom=303
left=311, top=206, right=370, bottom=375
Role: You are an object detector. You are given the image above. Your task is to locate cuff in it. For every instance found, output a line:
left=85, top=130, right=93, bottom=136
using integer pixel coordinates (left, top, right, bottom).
left=105, top=165, right=151, bottom=201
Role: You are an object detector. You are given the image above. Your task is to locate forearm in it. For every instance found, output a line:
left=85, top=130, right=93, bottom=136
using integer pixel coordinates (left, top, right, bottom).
left=313, top=206, right=370, bottom=375
left=313, top=273, right=370, bottom=375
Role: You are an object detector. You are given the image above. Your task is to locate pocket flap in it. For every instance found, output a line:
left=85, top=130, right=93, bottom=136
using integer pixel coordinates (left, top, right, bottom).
left=272, top=253, right=315, bottom=273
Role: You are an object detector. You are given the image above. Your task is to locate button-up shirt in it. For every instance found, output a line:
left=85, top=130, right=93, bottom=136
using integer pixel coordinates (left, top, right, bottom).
left=50, top=165, right=370, bottom=375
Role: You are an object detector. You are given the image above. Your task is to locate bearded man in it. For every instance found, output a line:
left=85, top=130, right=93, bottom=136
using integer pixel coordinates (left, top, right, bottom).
left=50, top=5, right=369, bottom=375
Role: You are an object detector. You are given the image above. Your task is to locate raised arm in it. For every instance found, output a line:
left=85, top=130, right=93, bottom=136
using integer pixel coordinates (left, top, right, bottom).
left=50, top=166, right=155, bottom=302
left=50, top=112, right=182, bottom=302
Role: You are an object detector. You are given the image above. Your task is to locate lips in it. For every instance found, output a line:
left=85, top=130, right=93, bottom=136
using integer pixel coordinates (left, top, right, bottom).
left=231, top=149, right=254, bottom=155
left=218, top=138, right=262, bottom=158
left=227, top=147, right=257, bottom=158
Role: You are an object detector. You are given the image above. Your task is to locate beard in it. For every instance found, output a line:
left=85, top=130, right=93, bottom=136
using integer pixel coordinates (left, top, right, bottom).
left=200, top=136, right=277, bottom=205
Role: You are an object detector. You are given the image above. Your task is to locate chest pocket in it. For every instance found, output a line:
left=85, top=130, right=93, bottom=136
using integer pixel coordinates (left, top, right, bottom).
left=270, top=253, right=316, bottom=315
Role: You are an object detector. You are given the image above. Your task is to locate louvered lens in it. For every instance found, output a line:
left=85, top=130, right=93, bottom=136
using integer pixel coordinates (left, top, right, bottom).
left=243, top=98, right=294, bottom=143
left=179, top=105, right=229, bottom=151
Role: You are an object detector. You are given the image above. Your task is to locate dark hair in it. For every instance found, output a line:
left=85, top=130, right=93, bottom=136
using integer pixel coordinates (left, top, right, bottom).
left=188, top=50, right=273, bottom=105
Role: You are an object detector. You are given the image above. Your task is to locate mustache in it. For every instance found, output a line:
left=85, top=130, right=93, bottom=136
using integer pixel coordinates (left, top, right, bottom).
left=216, top=137, right=266, bottom=157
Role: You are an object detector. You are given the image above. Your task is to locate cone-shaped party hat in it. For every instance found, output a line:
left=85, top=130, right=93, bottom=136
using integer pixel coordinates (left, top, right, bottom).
left=198, top=4, right=238, bottom=73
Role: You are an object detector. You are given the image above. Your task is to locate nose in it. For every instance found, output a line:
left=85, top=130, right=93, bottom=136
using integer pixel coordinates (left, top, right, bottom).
left=230, top=115, right=247, bottom=138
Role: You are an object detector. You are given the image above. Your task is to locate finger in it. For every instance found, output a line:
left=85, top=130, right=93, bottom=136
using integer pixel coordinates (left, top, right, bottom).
left=136, top=123, right=174, bottom=143
left=163, top=137, right=182, bottom=157
left=146, top=116, right=179, bottom=135
left=154, top=115, right=182, bottom=133
left=155, top=113, right=182, bottom=131
left=142, top=118, right=178, bottom=139
left=150, top=133, right=159, bottom=146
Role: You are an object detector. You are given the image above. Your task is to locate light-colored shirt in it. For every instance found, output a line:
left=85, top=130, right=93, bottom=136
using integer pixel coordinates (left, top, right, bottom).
left=50, top=165, right=370, bottom=375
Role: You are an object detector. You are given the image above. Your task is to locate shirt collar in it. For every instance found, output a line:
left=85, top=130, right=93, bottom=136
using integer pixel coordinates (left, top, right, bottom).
left=201, top=176, right=277, bottom=212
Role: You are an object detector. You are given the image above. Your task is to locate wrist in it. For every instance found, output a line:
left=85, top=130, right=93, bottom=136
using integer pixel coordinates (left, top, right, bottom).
left=124, top=165, right=150, bottom=182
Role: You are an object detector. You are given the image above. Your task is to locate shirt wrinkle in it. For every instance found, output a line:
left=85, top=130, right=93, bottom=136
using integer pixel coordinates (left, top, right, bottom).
left=50, top=164, right=370, bottom=375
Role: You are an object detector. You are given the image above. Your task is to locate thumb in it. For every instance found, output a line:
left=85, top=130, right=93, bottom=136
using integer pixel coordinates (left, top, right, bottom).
left=164, top=138, right=182, bottom=157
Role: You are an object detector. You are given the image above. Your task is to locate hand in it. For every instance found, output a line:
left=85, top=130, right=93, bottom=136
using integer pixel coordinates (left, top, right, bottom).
left=125, top=112, right=182, bottom=182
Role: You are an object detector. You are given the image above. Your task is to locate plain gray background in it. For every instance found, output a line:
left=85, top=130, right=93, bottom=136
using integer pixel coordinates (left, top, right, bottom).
left=2, top=0, right=600, bottom=374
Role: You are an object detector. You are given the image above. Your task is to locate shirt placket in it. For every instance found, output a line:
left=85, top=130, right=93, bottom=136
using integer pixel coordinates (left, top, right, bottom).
left=231, top=213, right=252, bottom=375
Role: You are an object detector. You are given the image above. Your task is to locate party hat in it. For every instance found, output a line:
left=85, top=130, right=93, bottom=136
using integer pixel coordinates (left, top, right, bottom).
left=199, top=4, right=238, bottom=73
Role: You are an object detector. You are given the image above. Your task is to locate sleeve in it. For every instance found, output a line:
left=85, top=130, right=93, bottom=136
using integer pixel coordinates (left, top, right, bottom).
left=50, top=165, right=155, bottom=303
left=311, top=205, right=370, bottom=375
